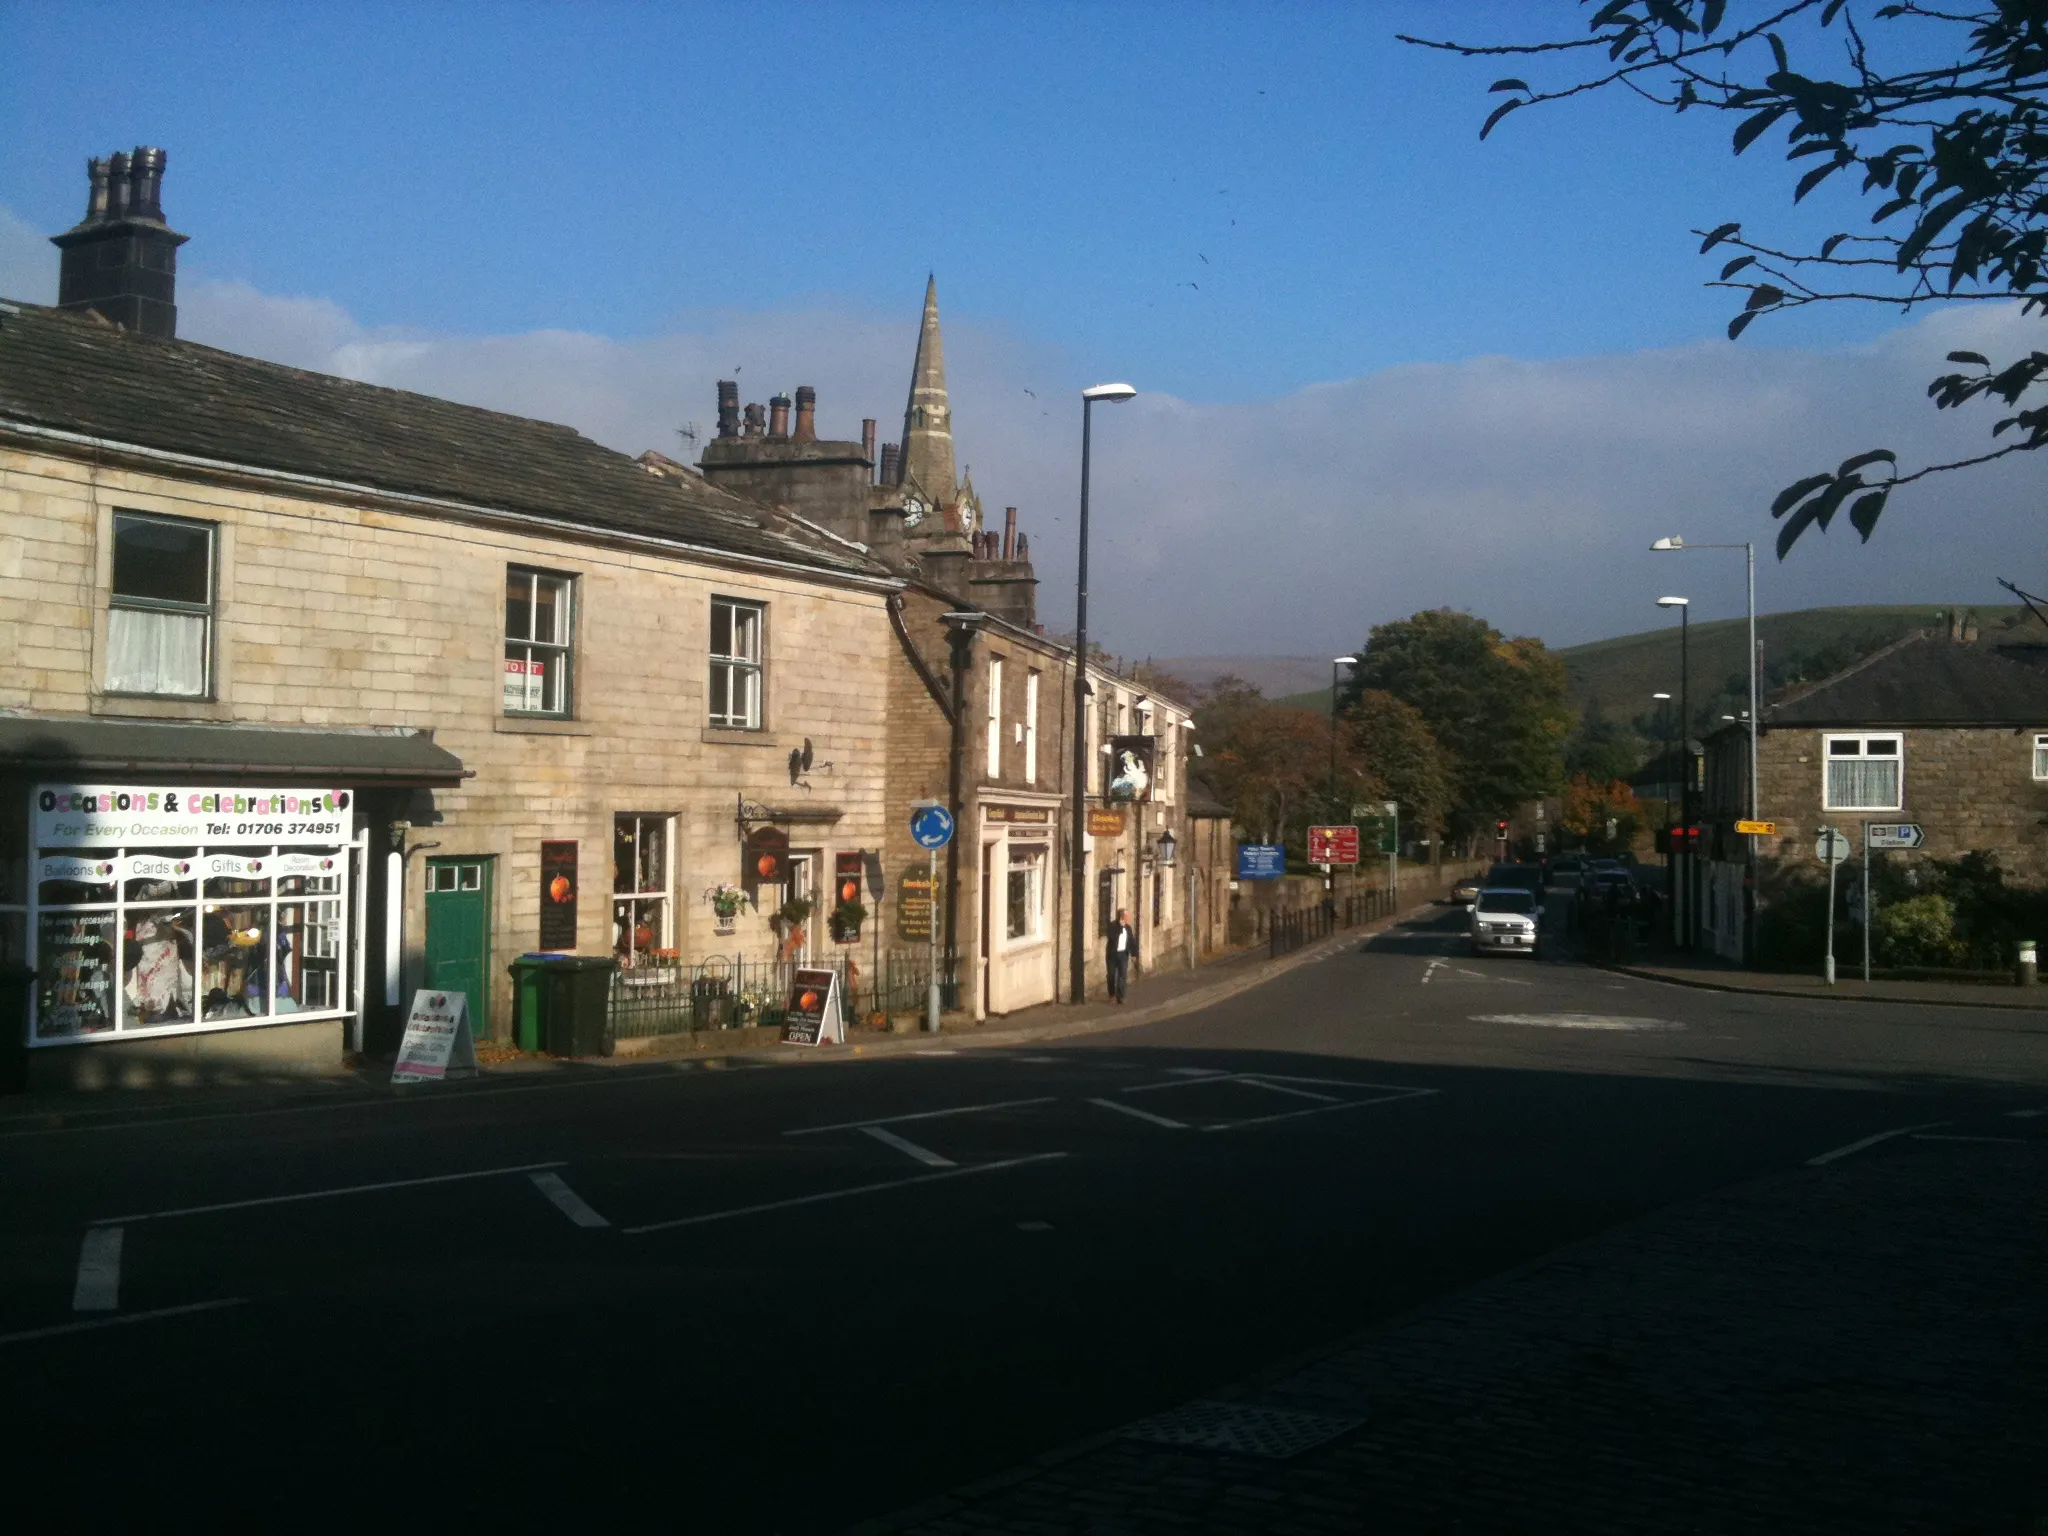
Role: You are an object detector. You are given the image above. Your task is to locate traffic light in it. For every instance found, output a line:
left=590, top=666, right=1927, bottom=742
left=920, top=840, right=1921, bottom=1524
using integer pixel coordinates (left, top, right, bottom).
left=1495, top=818, right=1509, bottom=838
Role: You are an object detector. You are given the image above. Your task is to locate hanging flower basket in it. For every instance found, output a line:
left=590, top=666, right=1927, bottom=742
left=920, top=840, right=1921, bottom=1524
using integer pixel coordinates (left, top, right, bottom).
left=829, top=899, right=867, bottom=943
left=706, top=883, right=745, bottom=934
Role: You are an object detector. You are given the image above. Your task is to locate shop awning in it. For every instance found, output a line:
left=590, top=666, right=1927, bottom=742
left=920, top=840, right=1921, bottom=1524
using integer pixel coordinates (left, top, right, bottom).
left=0, top=716, right=468, bottom=786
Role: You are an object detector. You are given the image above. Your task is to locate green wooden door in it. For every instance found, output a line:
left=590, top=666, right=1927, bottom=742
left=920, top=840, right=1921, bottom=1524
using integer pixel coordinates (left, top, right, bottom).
left=424, top=858, right=493, bottom=1025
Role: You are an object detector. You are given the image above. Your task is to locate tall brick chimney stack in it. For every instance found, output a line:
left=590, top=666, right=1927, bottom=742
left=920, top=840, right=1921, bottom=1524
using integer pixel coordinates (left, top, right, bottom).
left=793, top=386, right=817, bottom=442
left=879, top=443, right=901, bottom=485
left=715, top=381, right=741, bottom=439
left=861, top=419, right=878, bottom=480
left=51, top=145, right=188, bottom=338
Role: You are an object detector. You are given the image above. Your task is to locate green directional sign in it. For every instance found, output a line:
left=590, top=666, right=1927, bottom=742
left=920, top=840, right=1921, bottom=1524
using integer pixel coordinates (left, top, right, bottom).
left=1351, top=801, right=1399, bottom=855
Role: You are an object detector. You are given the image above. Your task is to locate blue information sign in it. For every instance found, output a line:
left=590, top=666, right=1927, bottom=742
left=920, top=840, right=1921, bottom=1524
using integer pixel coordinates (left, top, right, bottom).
left=909, top=804, right=956, bottom=850
left=1236, top=843, right=1285, bottom=880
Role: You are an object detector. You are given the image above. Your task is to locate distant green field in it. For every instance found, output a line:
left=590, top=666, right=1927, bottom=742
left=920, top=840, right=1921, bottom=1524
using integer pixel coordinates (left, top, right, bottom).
left=1272, top=603, right=2032, bottom=725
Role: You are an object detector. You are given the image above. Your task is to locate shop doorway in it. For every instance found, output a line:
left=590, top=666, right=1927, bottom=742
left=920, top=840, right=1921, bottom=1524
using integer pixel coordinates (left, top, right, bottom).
left=424, top=857, right=493, bottom=1021
left=784, top=853, right=816, bottom=959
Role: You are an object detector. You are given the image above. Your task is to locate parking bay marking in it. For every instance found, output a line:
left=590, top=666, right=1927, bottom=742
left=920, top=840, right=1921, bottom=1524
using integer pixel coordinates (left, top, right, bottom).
left=1807, top=1123, right=1948, bottom=1166
left=623, top=1152, right=1069, bottom=1235
left=1202, top=1087, right=1440, bottom=1134
left=529, top=1170, right=611, bottom=1228
left=860, top=1124, right=956, bottom=1168
left=91, top=1160, right=570, bottom=1226
left=72, top=1225, right=123, bottom=1312
left=784, top=1096, right=1055, bottom=1138
left=1, top=1298, right=248, bottom=1349
left=1089, top=1097, right=1188, bottom=1130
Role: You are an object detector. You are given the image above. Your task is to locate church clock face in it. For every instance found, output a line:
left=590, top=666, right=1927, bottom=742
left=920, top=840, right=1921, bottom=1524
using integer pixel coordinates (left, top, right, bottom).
left=903, top=496, right=927, bottom=528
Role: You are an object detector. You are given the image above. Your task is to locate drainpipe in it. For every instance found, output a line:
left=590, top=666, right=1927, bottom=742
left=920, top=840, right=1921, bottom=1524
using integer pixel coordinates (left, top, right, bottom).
left=944, top=622, right=976, bottom=1007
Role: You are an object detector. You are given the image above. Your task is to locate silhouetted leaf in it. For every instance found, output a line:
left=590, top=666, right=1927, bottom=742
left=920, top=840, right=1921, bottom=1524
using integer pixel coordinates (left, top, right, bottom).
left=1745, top=284, right=1786, bottom=310
left=1837, top=449, right=1896, bottom=476
left=1771, top=474, right=1835, bottom=516
left=1481, top=97, right=1523, bottom=139
left=1848, top=489, right=1889, bottom=540
left=1489, top=78, right=1529, bottom=93
left=1720, top=255, right=1756, bottom=278
left=1946, top=350, right=1989, bottom=366
left=1733, top=103, right=1790, bottom=154
left=1728, top=309, right=1759, bottom=340
left=1700, top=222, right=1742, bottom=251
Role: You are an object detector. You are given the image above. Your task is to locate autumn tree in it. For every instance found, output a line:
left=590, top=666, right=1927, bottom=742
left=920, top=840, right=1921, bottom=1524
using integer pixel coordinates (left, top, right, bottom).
left=1345, top=688, right=1454, bottom=847
left=1409, top=1, right=2048, bottom=556
left=1195, top=677, right=1375, bottom=853
left=1561, top=774, right=1645, bottom=854
left=1343, top=610, right=1572, bottom=836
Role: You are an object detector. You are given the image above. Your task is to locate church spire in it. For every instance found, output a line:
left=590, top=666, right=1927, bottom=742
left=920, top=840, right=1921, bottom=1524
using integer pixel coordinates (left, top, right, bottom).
left=899, top=274, right=957, bottom=508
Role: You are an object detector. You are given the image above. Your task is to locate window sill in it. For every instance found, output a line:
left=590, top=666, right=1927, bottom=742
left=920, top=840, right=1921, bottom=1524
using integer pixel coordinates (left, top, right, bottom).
left=701, top=727, right=779, bottom=747
left=495, top=716, right=591, bottom=737
left=90, top=693, right=234, bottom=722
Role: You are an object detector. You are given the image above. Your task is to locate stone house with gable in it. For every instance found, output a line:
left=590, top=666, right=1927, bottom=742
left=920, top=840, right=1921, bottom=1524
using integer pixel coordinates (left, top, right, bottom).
left=1698, top=619, right=2048, bottom=961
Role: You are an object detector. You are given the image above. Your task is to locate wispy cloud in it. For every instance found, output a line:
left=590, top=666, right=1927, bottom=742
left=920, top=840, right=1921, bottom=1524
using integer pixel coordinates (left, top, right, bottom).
left=5, top=204, right=2036, bottom=656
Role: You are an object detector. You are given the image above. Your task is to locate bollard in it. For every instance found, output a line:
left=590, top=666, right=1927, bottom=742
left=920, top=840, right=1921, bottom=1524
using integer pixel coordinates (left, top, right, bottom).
left=2019, top=940, right=2038, bottom=987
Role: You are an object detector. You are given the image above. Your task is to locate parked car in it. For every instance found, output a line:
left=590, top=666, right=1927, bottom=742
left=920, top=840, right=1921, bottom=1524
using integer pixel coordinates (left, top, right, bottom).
left=1450, top=873, right=1484, bottom=905
left=1470, top=887, right=1542, bottom=957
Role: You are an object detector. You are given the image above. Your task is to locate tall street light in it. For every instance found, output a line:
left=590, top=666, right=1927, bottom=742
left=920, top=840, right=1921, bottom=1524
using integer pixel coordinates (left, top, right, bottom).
left=1329, top=655, right=1359, bottom=812
left=1657, top=596, right=1691, bottom=951
left=1070, top=381, right=1137, bottom=1005
left=1652, top=535, right=1759, bottom=962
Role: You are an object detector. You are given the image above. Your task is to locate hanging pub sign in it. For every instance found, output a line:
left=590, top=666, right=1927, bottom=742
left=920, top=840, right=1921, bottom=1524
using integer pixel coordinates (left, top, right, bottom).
left=539, top=840, right=578, bottom=950
left=744, top=824, right=790, bottom=895
left=1087, top=807, right=1127, bottom=839
left=1107, top=736, right=1156, bottom=803
left=831, top=851, right=867, bottom=943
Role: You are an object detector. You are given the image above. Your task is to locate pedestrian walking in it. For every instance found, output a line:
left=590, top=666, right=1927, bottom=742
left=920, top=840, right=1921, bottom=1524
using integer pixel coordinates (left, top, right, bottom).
left=1106, top=908, right=1138, bottom=1003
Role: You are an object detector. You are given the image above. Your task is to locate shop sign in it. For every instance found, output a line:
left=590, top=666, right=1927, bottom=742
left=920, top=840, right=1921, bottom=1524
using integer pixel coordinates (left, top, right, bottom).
left=744, top=825, right=790, bottom=890
left=539, top=841, right=578, bottom=950
left=34, top=783, right=352, bottom=848
left=831, top=852, right=866, bottom=943
left=203, top=853, right=270, bottom=880
left=1107, top=736, right=1156, bottom=803
left=35, top=910, right=118, bottom=1037
left=1087, top=807, right=1127, bottom=839
left=985, top=805, right=1053, bottom=824
left=780, top=967, right=846, bottom=1046
left=39, top=856, right=117, bottom=884
left=391, top=990, right=478, bottom=1083
left=896, top=868, right=934, bottom=942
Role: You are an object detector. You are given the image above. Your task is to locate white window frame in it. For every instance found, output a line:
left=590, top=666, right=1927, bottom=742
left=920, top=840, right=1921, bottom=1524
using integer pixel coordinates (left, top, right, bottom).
left=1023, top=671, right=1040, bottom=785
left=986, top=657, right=1004, bottom=778
left=106, top=510, right=215, bottom=699
left=504, top=565, right=576, bottom=718
left=612, top=813, right=674, bottom=968
left=2034, top=734, right=2048, bottom=781
left=1005, top=842, right=1046, bottom=942
left=709, top=596, right=765, bottom=730
left=1822, top=732, right=1903, bottom=812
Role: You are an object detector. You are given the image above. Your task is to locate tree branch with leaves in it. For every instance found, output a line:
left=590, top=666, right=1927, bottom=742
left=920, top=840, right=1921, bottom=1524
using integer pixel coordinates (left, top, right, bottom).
left=1406, top=0, right=2048, bottom=556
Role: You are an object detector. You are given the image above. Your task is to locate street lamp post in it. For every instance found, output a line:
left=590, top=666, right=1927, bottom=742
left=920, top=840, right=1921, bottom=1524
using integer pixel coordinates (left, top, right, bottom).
left=1657, top=596, right=1691, bottom=951
left=1070, top=382, right=1136, bottom=1005
left=1653, top=537, right=1759, bottom=961
left=1329, top=655, right=1359, bottom=812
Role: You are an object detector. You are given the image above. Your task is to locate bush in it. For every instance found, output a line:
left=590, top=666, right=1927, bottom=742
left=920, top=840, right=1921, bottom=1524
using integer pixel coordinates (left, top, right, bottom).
left=1873, top=893, right=1963, bottom=969
left=1755, top=881, right=1831, bottom=970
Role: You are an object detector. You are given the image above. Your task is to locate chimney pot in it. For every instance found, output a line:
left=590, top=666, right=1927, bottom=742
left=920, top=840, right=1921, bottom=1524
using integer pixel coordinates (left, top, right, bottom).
left=861, top=418, right=878, bottom=480
left=768, top=393, right=791, bottom=439
left=85, top=157, right=111, bottom=222
left=715, top=380, right=741, bottom=439
left=1003, top=507, right=1017, bottom=561
left=130, top=147, right=166, bottom=221
left=879, top=443, right=901, bottom=485
left=743, top=402, right=766, bottom=437
left=793, top=385, right=817, bottom=442
left=104, top=151, right=131, bottom=220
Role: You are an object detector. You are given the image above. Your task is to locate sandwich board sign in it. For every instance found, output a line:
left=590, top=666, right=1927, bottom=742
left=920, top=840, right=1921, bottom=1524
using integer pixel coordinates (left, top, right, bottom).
left=392, top=990, right=478, bottom=1083
left=781, top=966, right=846, bottom=1046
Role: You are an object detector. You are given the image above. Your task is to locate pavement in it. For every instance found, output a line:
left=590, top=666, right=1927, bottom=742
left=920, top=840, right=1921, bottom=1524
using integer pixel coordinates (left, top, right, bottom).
left=1603, top=951, right=2048, bottom=1014
left=3, top=896, right=2044, bottom=1533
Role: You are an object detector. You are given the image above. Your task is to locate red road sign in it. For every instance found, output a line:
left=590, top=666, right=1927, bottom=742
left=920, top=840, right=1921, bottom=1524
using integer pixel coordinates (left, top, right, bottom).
left=1307, top=825, right=1360, bottom=865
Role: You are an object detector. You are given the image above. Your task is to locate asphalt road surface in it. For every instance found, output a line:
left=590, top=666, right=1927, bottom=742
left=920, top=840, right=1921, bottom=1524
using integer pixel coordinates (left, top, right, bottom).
left=5, top=902, right=2044, bottom=1532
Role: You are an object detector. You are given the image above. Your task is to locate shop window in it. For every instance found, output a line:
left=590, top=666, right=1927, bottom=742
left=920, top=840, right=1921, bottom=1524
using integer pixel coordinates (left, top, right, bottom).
left=28, top=793, right=352, bottom=1043
left=1006, top=843, right=1045, bottom=941
left=2034, top=734, right=2048, bottom=780
left=106, top=511, right=214, bottom=698
left=1097, top=868, right=1117, bottom=937
left=1023, top=671, right=1040, bottom=784
left=709, top=597, right=765, bottom=729
left=613, top=813, right=673, bottom=967
left=1823, top=733, right=1902, bottom=811
left=505, top=566, right=575, bottom=716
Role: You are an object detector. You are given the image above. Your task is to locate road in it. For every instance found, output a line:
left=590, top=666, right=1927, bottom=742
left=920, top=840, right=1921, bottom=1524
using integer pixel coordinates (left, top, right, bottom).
left=3, top=901, right=2043, bottom=1532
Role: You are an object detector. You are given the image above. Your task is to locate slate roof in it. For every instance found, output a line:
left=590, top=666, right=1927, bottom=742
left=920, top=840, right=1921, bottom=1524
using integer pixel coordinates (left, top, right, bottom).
left=0, top=300, right=881, bottom=577
left=1766, top=631, right=2048, bottom=728
left=0, top=715, right=466, bottom=784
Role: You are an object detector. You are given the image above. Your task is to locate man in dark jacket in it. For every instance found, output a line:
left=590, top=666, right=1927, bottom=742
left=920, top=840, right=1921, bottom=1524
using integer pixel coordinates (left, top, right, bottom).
left=1106, top=908, right=1138, bottom=1003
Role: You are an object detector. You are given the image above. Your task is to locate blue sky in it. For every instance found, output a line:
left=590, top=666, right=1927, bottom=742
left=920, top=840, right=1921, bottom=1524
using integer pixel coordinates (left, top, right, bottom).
left=2, top=2, right=2038, bottom=658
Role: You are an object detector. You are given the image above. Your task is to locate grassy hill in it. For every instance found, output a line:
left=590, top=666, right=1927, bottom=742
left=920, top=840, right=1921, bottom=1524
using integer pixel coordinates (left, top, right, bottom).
left=1270, top=603, right=2033, bottom=727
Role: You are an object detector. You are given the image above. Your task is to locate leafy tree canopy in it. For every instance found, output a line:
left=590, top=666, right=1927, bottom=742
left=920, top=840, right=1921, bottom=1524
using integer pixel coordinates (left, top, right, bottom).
left=1343, top=609, right=1571, bottom=833
left=1564, top=700, right=1648, bottom=782
left=1408, top=1, right=2048, bottom=556
left=1347, top=687, right=1456, bottom=841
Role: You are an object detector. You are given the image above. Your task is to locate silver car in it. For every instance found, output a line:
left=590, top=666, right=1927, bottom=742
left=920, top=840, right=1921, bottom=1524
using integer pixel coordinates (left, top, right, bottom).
left=1470, top=886, right=1542, bottom=957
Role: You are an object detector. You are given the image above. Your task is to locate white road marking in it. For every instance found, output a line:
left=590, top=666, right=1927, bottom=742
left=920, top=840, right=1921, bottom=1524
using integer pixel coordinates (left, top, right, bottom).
left=1472, top=1013, right=1681, bottom=1031
left=914, top=1049, right=958, bottom=1056
left=1912, top=1133, right=2028, bottom=1144
left=1807, top=1122, right=1948, bottom=1166
left=528, top=1170, right=610, bottom=1228
left=93, top=1160, right=568, bottom=1225
left=785, top=1097, right=1055, bottom=1137
left=0, top=1298, right=247, bottom=1348
left=72, top=1226, right=123, bottom=1312
left=1164, top=1067, right=1227, bottom=1078
left=1233, top=1077, right=1341, bottom=1104
left=1203, top=1088, right=1440, bottom=1133
left=1126, top=1072, right=1422, bottom=1096
left=1013, top=1056, right=1061, bottom=1064
left=1016, top=1220, right=1053, bottom=1232
left=860, top=1124, right=956, bottom=1167
left=1089, top=1097, right=1188, bottom=1130
left=623, top=1152, right=1068, bottom=1234
left=2007, top=1108, right=2045, bottom=1118
left=1421, top=959, right=1446, bottom=985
